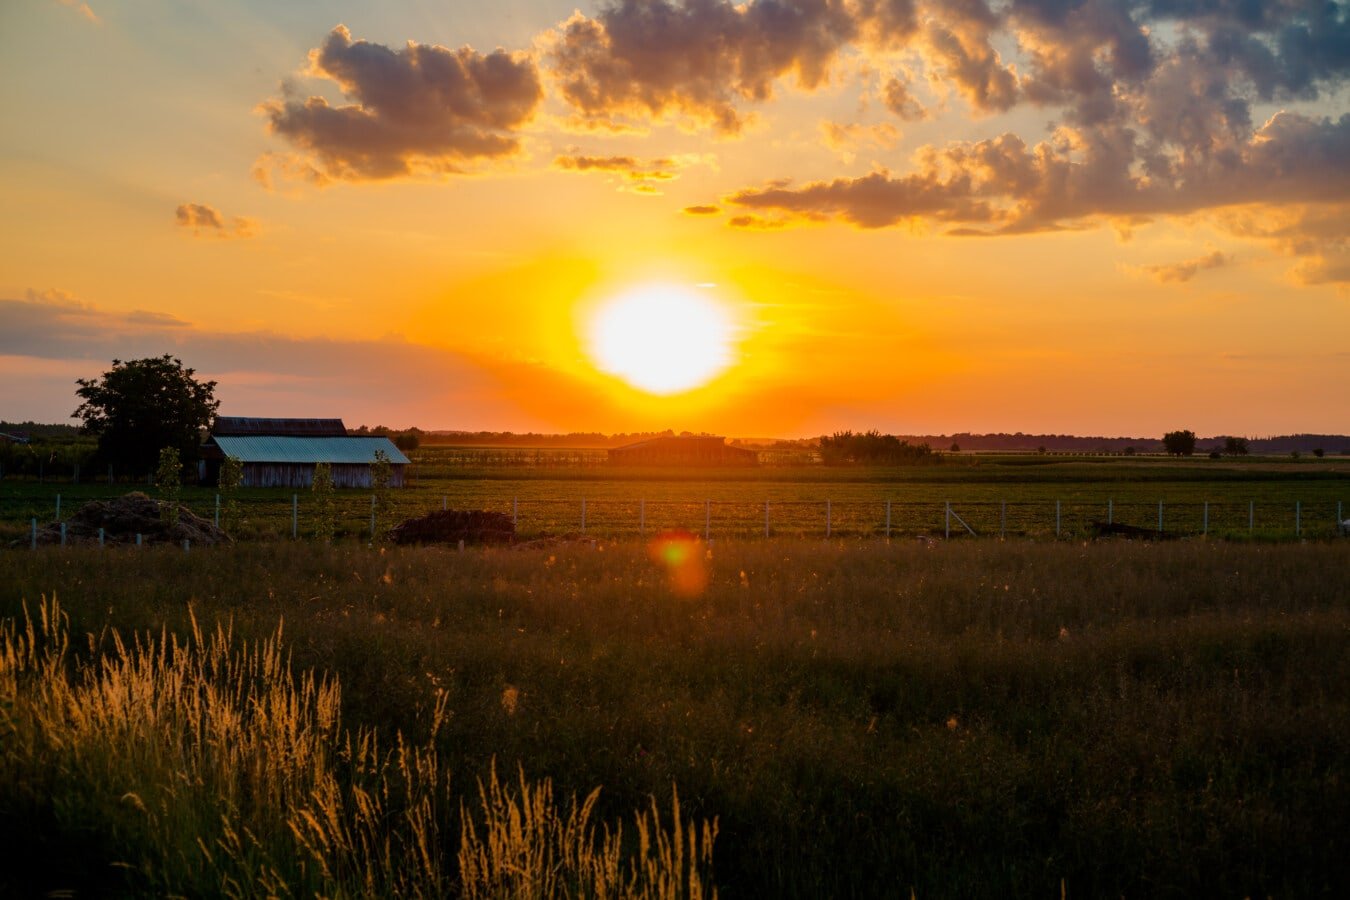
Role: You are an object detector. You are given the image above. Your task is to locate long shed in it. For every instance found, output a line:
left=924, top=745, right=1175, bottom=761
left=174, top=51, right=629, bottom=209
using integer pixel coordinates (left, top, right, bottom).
left=201, top=418, right=410, bottom=487
left=608, top=435, right=757, bottom=467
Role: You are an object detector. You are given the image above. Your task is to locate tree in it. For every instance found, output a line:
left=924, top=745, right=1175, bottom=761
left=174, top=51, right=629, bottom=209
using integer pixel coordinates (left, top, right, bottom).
left=1162, top=430, right=1197, bottom=456
left=1224, top=436, right=1249, bottom=456
left=73, top=355, right=219, bottom=475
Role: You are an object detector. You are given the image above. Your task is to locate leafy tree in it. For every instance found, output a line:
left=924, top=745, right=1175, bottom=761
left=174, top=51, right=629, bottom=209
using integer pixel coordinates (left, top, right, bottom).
left=1224, top=436, right=1249, bottom=456
left=370, top=449, right=394, bottom=539
left=394, top=432, right=420, bottom=452
left=1313, top=448, right=1325, bottom=458
left=155, top=446, right=182, bottom=528
left=219, top=455, right=243, bottom=535
left=311, top=462, right=336, bottom=543
left=1162, top=430, right=1197, bottom=456
left=73, top=355, right=219, bottom=476
left=818, top=430, right=936, bottom=465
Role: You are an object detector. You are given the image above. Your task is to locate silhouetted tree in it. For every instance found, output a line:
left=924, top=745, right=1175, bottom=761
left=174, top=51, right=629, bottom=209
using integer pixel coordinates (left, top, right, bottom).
left=1224, top=436, right=1249, bottom=456
left=73, top=355, right=218, bottom=475
left=1162, top=430, right=1197, bottom=456
left=819, top=430, right=936, bottom=465
left=1313, top=448, right=1325, bottom=458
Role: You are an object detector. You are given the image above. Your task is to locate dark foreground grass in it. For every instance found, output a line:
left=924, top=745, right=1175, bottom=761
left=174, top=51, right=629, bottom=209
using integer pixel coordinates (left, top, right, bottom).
left=3, top=538, right=1349, bottom=897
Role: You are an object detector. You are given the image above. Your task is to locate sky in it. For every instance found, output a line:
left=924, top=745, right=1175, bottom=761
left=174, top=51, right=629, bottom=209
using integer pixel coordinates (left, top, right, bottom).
left=1, top=0, right=1348, bottom=438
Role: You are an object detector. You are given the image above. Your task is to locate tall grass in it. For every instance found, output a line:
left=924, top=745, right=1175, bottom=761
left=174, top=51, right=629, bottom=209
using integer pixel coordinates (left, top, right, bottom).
left=0, top=596, right=715, bottom=897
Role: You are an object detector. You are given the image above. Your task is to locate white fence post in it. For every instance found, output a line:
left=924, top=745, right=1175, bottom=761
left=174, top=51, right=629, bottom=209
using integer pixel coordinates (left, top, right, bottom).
left=136, top=533, right=142, bottom=547
left=56, top=494, right=61, bottom=520
left=98, top=527, right=105, bottom=548
left=60, top=523, right=67, bottom=546
left=183, top=539, right=190, bottom=554
left=30, top=518, right=36, bottom=550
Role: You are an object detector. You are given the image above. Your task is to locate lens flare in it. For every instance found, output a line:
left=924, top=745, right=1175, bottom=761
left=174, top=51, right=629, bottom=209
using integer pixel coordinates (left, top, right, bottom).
left=647, top=530, right=708, bottom=597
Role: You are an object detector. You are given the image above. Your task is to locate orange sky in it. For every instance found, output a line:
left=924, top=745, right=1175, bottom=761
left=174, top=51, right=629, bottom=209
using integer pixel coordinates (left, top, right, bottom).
left=2, top=0, right=1347, bottom=437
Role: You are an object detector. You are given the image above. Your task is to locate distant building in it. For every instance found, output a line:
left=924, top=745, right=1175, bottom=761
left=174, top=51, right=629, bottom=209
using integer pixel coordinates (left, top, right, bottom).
left=200, top=417, right=409, bottom=487
left=608, top=435, right=757, bottom=467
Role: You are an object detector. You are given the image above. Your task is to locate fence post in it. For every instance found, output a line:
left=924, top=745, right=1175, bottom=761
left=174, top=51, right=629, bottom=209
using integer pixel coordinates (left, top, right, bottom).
left=183, top=539, right=190, bottom=554
left=60, top=523, right=67, bottom=547
left=214, top=494, right=220, bottom=528
left=513, top=497, right=518, bottom=531
left=1295, top=501, right=1301, bottom=538
left=99, top=527, right=105, bottom=548
left=885, top=500, right=891, bottom=539
left=1056, top=500, right=1061, bottom=538
left=292, top=494, right=298, bottom=539
left=56, top=494, right=61, bottom=521
left=1158, top=500, right=1164, bottom=533
left=1203, top=501, right=1209, bottom=536
left=764, top=501, right=770, bottom=538
left=826, top=500, right=832, bottom=538
left=1108, top=498, right=1113, bottom=525
left=443, top=495, right=448, bottom=511
left=30, top=518, right=37, bottom=551
left=945, top=502, right=951, bottom=540
left=136, top=533, right=142, bottom=547
left=1249, top=500, right=1254, bottom=534
left=1001, top=500, right=1006, bottom=539
left=640, top=499, right=646, bottom=536
left=705, top=499, right=711, bottom=541
left=581, top=498, right=586, bottom=534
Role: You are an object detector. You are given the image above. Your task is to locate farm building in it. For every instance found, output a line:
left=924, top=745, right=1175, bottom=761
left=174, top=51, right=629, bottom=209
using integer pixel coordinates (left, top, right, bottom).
left=608, top=435, right=757, bottom=467
left=200, top=417, right=410, bottom=488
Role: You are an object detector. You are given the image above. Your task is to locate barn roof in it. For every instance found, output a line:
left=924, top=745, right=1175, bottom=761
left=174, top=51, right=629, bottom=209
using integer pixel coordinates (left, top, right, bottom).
left=211, top=435, right=410, bottom=465
left=213, top=417, right=347, bottom=437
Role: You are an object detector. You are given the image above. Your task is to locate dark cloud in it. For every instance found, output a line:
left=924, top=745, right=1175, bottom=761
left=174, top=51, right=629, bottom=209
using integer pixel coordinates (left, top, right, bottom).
left=724, top=112, right=1350, bottom=233
left=261, top=25, right=542, bottom=182
left=881, top=76, right=927, bottom=120
left=548, top=0, right=857, bottom=133
left=1139, top=249, right=1230, bottom=282
left=553, top=152, right=704, bottom=192
left=175, top=203, right=256, bottom=238
left=683, top=204, right=721, bottom=214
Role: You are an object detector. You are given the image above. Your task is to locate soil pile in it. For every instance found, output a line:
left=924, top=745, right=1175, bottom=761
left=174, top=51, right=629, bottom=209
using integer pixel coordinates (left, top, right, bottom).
left=388, top=509, right=515, bottom=546
left=31, top=492, right=230, bottom=546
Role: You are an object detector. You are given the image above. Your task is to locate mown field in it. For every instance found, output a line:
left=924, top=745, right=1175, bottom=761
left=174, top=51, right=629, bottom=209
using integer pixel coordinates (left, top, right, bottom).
left=3, top=451, right=1348, bottom=543
left=3, top=538, right=1348, bottom=897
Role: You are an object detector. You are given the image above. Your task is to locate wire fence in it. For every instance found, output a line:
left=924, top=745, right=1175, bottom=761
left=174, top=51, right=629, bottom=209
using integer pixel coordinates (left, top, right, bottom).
left=10, top=490, right=1349, bottom=548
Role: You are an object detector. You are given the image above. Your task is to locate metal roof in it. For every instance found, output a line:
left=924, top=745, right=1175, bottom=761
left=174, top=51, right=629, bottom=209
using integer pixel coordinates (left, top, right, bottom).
left=213, top=417, right=347, bottom=437
left=211, top=435, right=410, bottom=465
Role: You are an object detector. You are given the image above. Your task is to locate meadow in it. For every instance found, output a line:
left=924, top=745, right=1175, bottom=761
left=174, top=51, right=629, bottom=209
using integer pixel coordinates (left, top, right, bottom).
left=3, top=537, right=1348, bottom=897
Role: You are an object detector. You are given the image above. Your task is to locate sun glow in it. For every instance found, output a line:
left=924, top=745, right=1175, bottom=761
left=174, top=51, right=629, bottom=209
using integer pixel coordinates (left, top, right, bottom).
left=586, top=284, right=736, bottom=395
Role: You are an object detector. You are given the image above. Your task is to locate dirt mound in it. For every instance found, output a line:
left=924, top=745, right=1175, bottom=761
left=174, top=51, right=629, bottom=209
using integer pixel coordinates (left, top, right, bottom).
left=30, top=492, right=231, bottom=547
left=388, top=509, right=515, bottom=546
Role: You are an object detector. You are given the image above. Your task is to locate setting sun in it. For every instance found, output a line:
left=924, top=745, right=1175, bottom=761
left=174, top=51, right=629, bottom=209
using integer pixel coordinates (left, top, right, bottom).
left=585, top=284, right=736, bottom=395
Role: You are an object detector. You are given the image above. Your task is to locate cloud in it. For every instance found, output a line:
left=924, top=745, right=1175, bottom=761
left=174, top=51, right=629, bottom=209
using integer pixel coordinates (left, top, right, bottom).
left=553, top=151, right=711, bottom=193
left=683, top=204, right=721, bottom=215
left=55, top=0, right=99, bottom=25
left=819, top=120, right=900, bottom=163
left=1138, top=250, right=1229, bottom=283
left=260, top=25, right=543, bottom=182
left=25, top=287, right=86, bottom=307
left=881, top=75, right=927, bottom=120
left=546, top=0, right=858, bottom=134
left=175, top=203, right=257, bottom=239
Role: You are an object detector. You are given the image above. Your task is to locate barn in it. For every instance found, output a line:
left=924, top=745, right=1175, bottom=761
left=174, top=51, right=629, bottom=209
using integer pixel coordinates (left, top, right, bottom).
left=200, top=417, right=410, bottom=488
left=608, top=435, right=757, bottom=467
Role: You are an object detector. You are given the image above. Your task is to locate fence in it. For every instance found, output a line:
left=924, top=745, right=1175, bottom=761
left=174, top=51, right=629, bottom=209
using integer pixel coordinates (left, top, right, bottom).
left=11, top=491, right=1348, bottom=547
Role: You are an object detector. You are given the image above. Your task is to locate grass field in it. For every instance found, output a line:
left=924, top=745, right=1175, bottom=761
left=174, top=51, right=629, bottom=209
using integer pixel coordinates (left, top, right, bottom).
left=3, top=537, right=1348, bottom=896
left=3, top=451, right=1348, bottom=543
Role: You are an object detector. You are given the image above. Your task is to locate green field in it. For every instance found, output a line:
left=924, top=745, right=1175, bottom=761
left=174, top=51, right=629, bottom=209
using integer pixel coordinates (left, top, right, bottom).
left=3, top=538, right=1349, bottom=897
left=3, top=451, right=1348, bottom=543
